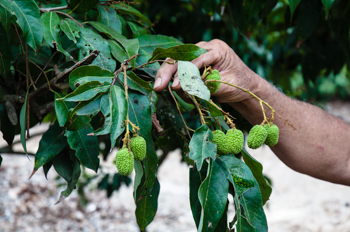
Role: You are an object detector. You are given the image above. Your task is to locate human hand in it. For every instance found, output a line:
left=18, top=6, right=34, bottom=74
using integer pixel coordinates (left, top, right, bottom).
left=153, top=39, right=260, bottom=103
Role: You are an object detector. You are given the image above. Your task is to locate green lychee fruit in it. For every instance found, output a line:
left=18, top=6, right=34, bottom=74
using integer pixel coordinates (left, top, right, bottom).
left=264, top=124, right=279, bottom=146
left=247, top=125, right=268, bottom=149
left=227, top=128, right=244, bottom=154
left=130, top=135, right=147, bottom=161
left=205, top=69, right=221, bottom=94
left=212, top=130, right=229, bottom=155
left=115, top=148, right=134, bottom=176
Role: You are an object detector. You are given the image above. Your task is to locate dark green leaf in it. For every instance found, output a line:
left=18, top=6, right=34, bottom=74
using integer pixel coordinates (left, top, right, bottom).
left=189, top=162, right=208, bottom=228
left=121, top=38, right=139, bottom=68
left=0, top=103, right=15, bottom=145
left=0, top=21, right=11, bottom=78
left=242, top=149, right=272, bottom=205
left=109, top=39, right=126, bottom=63
left=69, top=0, right=98, bottom=13
left=178, top=61, right=211, bottom=101
left=287, top=0, right=301, bottom=18
left=41, top=12, right=70, bottom=57
left=322, top=0, right=334, bottom=18
left=65, top=124, right=100, bottom=172
left=77, top=27, right=116, bottom=73
left=53, top=149, right=74, bottom=182
left=135, top=178, right=160, bottom=230
left=60, top=18, right=81, bottom=44
left=55, top=154, right=81, bottom=203
left=127, top=21, right=149, bottom=38
left=118, top=71, right=152, bottom=96
left=66, top=115, right=91, bottom=131
left=94, top=94, right=111, bottom=136
left=19, top=87, right=29, bottom=154
left=0, top=0, right=43, bottom=50
left=110, top=85, right=127, bottom=148
left=134, top=47, right=160, bottom=77
left=173, top=91, right=195, bottom=112
left=149, top=44, right=207, bottom=61
left=198, top=159, right=229, bottom=232
left=63, top=81, right=110, bottom=102
left=43, top=161, right=52, bottom=179
left=34, top=122, right=67, bottom=170
left=97, top=5, right=122, bottom=33
left=54, top=92, right=76, bottom=127
left=87, top=21, right=126, bottom=41
left=0, top=5, right=12, bottom=31
left=220, top=155, right=255, bottom=197
left=71, top=94, right=101, bottom=117
left=113, top=2, right=153, bottom=28
left=189, top=124, right=216, bottom=171
left=69, top=65, right=114, bottom=90
left=133, top=160, right=143, bottom=199
left=138, top=34, right=183, bottom=55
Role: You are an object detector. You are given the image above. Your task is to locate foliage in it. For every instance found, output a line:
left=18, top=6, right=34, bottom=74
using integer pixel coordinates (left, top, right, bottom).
left=0, top=0, right=345, bottom=231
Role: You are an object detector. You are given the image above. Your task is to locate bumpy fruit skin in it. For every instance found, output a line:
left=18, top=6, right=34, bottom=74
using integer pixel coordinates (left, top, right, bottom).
left=130, top=135, right=147, bottom=161
left=115, top=148, right=134, bottom=176
left=264, top=124, right=279, bottom=146
left=247, top=125, right=268, bottom=149
left=227, top=128, right=244, bottom=154
left=212, top=130, right=229, bottom=155
left=205, top=70, right=221, bottom=94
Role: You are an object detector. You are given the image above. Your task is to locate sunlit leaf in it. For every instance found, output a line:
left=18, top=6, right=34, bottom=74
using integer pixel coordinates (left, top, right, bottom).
left=110, top=85, right=127, bottom=148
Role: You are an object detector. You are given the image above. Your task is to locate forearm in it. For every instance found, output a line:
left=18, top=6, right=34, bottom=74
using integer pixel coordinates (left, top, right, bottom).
left=230, top=74, right=350, bottom=185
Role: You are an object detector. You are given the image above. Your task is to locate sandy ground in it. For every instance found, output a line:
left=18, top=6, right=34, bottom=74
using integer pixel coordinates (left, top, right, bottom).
left=1, top=101, right=350, bottom=232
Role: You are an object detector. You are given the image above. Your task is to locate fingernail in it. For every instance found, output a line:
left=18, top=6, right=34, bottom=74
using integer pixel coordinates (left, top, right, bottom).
left=154, top=77, right=162, bottom=89
left=172, top=78, right=180, bottom=88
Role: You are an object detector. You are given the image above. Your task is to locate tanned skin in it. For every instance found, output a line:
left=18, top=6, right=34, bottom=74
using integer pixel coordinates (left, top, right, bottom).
left=153, top=39, right=350, bottom=186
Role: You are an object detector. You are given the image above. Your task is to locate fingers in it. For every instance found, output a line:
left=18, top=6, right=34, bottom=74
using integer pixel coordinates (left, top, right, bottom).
left=154, top=58, right=178, bottom=91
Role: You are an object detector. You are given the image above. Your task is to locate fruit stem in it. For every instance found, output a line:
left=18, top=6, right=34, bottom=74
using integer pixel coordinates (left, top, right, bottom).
left=190, top=95, right=206, bottom=125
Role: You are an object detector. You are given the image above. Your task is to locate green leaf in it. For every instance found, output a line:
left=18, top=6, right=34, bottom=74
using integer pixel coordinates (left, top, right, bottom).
left=287, top=0, right=301, bottom=18
left=113, top=2, right=153, bottom=28
left=60, top=18, right=81, bottom=44
left=135, top=178, right=160, bottom=230
left=198, top=159, right=229, bottom=232
left=118, top=71, right=152, bottom=96
left=138, top=34, right=183, bottom=55
left=71, top=94, right=102, bottom=116
left=0, top=103, right=15, bottom=145
left=87, top=21, right=126, bottom=43
left=0, top=5, right=12, bottom=31
left=121, top=38, right=139, bottom=68
left=53, top=151, right=81, bottom=203
left=66, top=115, right=91, bottom=131
left=54, top=92, right=76, bottom=127
left=127, top=21, right=149, bottom=38
left=134, top=47, right=160, bottom=78
left=41, top=12, right=70, bottom=57
left=242, top=149, right=272, bottom=205
left=63, top=81, right=110, bottom=102
left=77, top=27, right=116, bottom=73
left=34, top=122, right=67, bottom=171
left=133, top=160, right=144, bottom=199
left=65, top=124, right=100, bottom=172
left=220, top=155, right=255, bottom=197
left=149, top=44, right=207, bottom=61
left=0, top=0, right=43, bottom=50
left=110, top=85, right=127, bottom=148
left=0, top=21, right=11, bottom=78
left=189, top=124, right=216, bottom=171
left=94, top=94, right=111, bottom=136
left=177, top=61, right=211, bottom=101
left=69, top=65, right=114, bottom=90
left=97, top=5, right=122, bottom=33
left=69, top=0, right=98, bottom=13
left=43, top=161, right=52, bottom=179
left=19, top=87, right=30, bottom=154
left=108, top=39, right=126, bottom=63
left=322, top=0, right=334, bottom=18
left=109, top=38, right=140, bottom=68
left=189, top=162, right=208, bottom=228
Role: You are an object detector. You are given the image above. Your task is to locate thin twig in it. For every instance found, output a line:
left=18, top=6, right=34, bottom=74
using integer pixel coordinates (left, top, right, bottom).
left=54, top=11, right=84, bottom=27
left=168, top=85, right=192, bottom=139
left=133, top=59, right=176, bottom=70
left=190, top=95, right=206, bottom=125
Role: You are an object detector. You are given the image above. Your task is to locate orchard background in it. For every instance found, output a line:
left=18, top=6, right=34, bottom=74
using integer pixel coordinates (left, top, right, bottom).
left=1, top=0, right=350, bottom=231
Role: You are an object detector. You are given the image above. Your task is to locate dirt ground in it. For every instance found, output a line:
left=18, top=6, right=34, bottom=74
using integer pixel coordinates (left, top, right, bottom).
left=1, top=101, right=350, bottom=232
